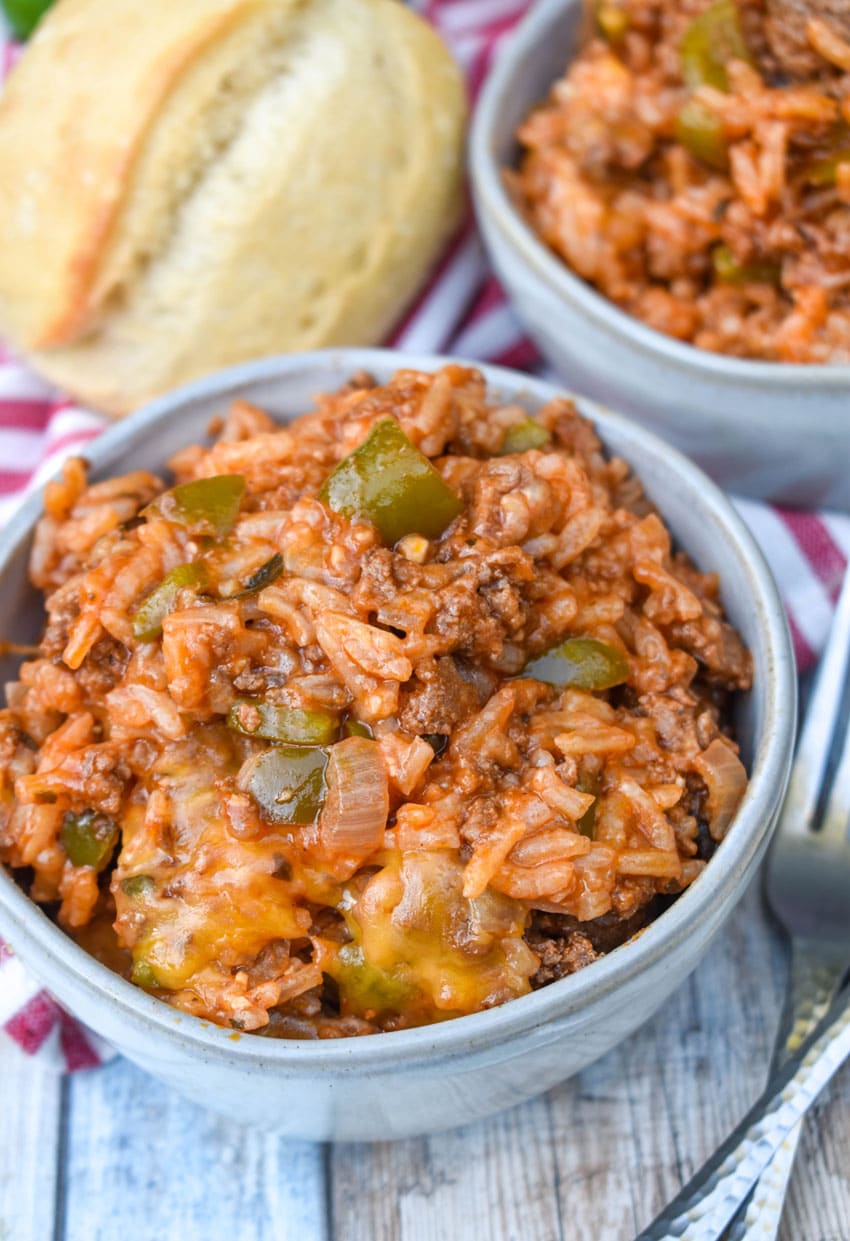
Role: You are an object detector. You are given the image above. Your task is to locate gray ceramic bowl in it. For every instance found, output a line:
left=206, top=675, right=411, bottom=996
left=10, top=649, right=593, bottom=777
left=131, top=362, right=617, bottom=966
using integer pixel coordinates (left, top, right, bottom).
left=470, top=0, right=850, bottom=511
left=0, top=349, right=795, bottom=1141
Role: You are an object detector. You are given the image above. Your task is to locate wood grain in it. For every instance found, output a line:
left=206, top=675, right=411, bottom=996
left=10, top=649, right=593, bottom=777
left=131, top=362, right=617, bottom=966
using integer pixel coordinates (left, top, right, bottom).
left=331, top=1091, right=565, bottom=1241
left=5, top=885, right=850, bottom=1240
left=0, top=1042, right=64, bottom=1241
left=61, top=1056, right=327, bottom=1241
left=327, top=886, right=814, bottom=1241
left=781, top=1077, right=850, bottom=1241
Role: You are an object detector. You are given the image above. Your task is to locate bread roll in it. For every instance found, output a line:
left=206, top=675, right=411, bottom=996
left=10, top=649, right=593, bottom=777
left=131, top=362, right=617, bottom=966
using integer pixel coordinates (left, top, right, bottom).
left=0, top=0, right=466, bottom=414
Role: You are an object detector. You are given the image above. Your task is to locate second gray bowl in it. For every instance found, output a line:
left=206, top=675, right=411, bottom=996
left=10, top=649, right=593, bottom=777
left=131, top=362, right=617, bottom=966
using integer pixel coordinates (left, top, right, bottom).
left=470, top=0, right=850, bottom=511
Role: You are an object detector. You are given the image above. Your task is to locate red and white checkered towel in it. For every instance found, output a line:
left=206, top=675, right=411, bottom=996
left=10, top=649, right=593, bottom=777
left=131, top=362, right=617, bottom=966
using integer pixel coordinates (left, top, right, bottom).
left=0, top=0, right=848, bottom=1072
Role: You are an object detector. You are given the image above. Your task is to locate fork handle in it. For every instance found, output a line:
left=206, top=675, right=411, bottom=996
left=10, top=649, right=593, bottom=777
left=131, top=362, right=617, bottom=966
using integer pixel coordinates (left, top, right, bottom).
left=636, top=979, right=850, bottom=1240
left=723, top=940, right=848, bottom=1240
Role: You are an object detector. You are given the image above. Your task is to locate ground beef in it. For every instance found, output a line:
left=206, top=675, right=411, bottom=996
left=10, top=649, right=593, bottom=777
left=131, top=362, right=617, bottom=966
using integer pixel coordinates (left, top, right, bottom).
left=431, top=550, right=534, bottom=665
left=398, top=656, right=482, bottom=735
left=666, top=617, right=753, bottom=691
left=638, top=689, right=708, bottom=756
left=355, top=546, right=425, bottom=607
left=72, top=637, right=130, bottom=700
left=527, top=903, right=655, bottom=986
left=40, top=581, right=80, bottom=659
left=765, top=0, right=850, bottom=77
left=527, top=930, right=599, bottom=986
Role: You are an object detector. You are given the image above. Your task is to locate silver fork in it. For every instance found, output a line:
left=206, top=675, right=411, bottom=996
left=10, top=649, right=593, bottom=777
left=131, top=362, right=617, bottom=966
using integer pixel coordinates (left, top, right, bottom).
left=722, top=563, right=850, bottom=1239
left=640, top=563, right=850, bottom=1240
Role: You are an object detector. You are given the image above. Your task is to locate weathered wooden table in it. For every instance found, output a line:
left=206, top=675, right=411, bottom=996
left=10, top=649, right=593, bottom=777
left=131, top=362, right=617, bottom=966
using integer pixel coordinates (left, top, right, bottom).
left=2, top=883, right=848, bottom=1241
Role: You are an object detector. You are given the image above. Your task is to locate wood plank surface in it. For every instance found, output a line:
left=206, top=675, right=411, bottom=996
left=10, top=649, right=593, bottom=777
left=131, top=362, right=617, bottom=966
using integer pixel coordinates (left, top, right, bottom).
left=330, top=1090, right=566, bottom=1241
left=0, top=1041, right=64, bottom=1241
left=4, top=883, right=850, bottom=1240
left=782, top=1078, right=850, bottom=1241
left=328, top=886, right=848, bottom=1241
left=60, top=1056, right=327, bottom=1241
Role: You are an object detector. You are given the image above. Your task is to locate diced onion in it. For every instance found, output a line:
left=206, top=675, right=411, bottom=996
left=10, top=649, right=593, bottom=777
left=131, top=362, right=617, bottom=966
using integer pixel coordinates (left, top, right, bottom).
left=693, top=738, right=747, bottom=840
left=320, top=737, right=388, bottom=857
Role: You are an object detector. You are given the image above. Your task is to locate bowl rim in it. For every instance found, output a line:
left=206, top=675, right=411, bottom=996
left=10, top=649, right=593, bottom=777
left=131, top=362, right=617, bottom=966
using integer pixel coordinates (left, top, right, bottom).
left=0, top=347, right=797, bottom=1071
left=469, top=0, right=850, bottom=389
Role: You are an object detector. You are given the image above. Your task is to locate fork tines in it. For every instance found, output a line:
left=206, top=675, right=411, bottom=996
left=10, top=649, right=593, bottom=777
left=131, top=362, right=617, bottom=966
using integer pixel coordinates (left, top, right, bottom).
left=781, top=566, right=850, bottom=840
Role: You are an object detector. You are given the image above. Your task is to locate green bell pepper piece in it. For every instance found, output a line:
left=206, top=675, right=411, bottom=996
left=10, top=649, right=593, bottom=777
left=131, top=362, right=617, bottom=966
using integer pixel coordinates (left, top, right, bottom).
left=238, top=553, right=283, bottom=595
left=712, top=243, right=781, bottom=286
left=148, top=474, right=246, bottom=538
left=131, top=958, right=160, bottom=989
left=132, top=562, right=207, bottom=642
left=120, top=874, right=156, bottom=899
left=246, top=745, right=329, bottom=825
left=330, top=943, right=414, bottom=1017
left=523, top=637, right=629, bottom=691
left=344, top=719, right=374, bottom=739
left=229, top=701, right=339, bottom=746
left=677, top=2, right=752, bottom=169
left=498, top=418, right=551, bottom=455
left=318, top=418, right=463, bottom=546
left=60, top=810, right=118, bottom=871
left=675, top=98, right=728, bottom=169
left=422, top=733, right=448, bottom=757
left=1, top=0, right=53, bottom=39
left=680, top=0, right=751, bottom=92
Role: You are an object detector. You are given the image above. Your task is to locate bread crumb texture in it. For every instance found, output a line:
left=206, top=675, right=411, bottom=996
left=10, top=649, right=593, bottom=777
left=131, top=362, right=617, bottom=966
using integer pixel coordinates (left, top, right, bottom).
left=0, top=0, right=466, bottom=413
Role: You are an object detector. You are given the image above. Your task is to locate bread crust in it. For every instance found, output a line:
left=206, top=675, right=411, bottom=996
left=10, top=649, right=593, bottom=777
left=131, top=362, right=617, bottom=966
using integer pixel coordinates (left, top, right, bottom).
left=0, top=0, right=466, bottom=414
